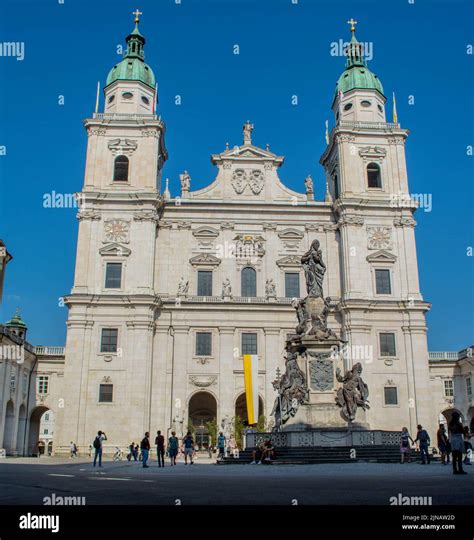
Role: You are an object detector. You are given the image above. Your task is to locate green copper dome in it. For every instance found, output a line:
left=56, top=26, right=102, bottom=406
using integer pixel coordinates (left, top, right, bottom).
left=105, top=22, right=156, bottom=89
left=5, top=308, right=27, bottom=330
left=335, top=29, right=384, bottom=96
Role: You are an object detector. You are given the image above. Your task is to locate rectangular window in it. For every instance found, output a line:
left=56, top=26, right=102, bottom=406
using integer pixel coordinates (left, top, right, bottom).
left=22, top=372, right=28, bottom=394
left=197, top=271, right=213, bottom=296
left=10, top=374, right=16, bottom=391
left=375, top=269, right=391, bottom=295
left=44, top=428, right=48, bottom=435
left=467, top=378, right=472, bottom=399
left=384, top=386, right=398, bottom=405
left=37, top=375, right=49, bottom=394
left=444, top=380, right=454, bottom=398
left=379, top=333, right=396, bottom=357
left=196, top=332, right=212, bottom=356
left=334, top=174, right=340, bottom=200
left=285, top=272, right=300, bottom=298
left=105, top=263, right=122, bottom=289
left=99, top=384, right=113, bottom=403
left=242, top=333, right=258, bottom=355
left=100, top=328, right=118, bottom=353
left=45, top=414, right=49, bottom=421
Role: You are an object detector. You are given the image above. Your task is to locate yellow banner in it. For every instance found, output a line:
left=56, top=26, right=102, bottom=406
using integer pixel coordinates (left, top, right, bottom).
left=243, top=354, right=259, bottom=425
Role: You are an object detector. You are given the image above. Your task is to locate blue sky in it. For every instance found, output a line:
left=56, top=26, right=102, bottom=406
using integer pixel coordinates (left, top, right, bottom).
left=0, top=0, right=472, bottom=350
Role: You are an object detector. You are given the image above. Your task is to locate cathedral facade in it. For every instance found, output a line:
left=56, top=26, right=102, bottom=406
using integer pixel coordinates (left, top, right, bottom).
left=53, top=18, right=436, bottom=452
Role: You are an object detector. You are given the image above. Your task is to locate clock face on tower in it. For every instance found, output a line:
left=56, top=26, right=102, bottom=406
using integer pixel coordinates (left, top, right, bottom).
left=104, top=220, right=130, bottom=243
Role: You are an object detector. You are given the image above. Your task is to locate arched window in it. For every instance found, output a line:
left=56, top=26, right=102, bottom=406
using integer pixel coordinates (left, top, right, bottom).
left=241, top=267, right=256, bottom=297
left=367, top=162, right=382, bottom=188
left=113, top=155, right=129, bottom=182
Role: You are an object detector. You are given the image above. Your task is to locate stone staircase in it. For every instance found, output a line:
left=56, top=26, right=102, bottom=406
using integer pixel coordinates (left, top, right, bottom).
left=219, top=446, right=432, bottom=465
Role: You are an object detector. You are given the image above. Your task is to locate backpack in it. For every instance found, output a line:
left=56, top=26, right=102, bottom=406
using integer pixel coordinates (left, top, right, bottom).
left=93, top=436, right=101, bottom=449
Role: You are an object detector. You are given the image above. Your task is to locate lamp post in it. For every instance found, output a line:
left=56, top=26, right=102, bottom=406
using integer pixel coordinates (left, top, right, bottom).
left=275, top=367, right=282, bottom=432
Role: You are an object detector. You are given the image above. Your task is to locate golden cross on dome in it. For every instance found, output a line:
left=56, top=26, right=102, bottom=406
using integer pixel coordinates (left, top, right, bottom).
left=132, top=9, right=143, bottom=24
left=347, top=18, right=357, bottom=32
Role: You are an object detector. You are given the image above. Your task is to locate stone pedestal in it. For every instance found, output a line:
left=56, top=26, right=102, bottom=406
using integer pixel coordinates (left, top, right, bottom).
left=282, top=336, right=368, bottom=431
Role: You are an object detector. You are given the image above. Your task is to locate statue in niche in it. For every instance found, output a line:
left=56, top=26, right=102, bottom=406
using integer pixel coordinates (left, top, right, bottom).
left=177, top=277, right=189, bottom=296
left=265, top=278, right=276, bottom=299
left=335, top=362, right=370, bottom=422
left=222, top=278, right=232, bottom=298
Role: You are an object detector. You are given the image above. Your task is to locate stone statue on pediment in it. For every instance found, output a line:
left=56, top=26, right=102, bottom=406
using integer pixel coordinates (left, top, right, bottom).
left=180, top=170, right=191, bottom=192
left=243, top=120, right=254, bottom=145
left=304, top=175, right=314, bottom=194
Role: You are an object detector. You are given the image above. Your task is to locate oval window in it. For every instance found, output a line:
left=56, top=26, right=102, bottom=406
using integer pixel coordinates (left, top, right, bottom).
left=122, top=92, right=133, bottom=99
left=361, top=100, right=371, bottom=107
left=344, top=103, right=353, bottom=111
left=108, top=95, right=115, bottom=104
left=141, top=96, right=150, bottom=105
left=377, top=104, right=383, bottom=113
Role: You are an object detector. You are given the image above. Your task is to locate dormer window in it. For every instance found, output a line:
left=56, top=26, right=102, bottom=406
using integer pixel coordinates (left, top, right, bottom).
left=367, top=162, right=382, bottom=188
left=113, top=156, right=129, bottom=182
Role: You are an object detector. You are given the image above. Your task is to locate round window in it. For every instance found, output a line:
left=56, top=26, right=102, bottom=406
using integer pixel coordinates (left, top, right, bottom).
left=361, top=100, right=371, bottom=107
left=344, top=103, right=353, bottom=111
left=108, top=95, right=115, bottom=104
left=141, top=96, right=150, bottom=105
left=377, top=104, right=383, bottom=113
left=122, top=92, right=133, bottom=99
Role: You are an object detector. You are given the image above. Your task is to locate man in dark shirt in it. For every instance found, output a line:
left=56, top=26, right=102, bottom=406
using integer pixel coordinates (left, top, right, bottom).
left=155, top=430, right=165, bottom=468
left=141, top=432, right=151, bottom=468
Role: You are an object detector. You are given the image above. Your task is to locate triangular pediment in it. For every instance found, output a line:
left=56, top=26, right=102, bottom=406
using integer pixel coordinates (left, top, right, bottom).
left=278, top=228, right=305, bottom=240
left=192, top=226, right=220, bottom=239
left=276, top=255, right=302, bottom=268
left=189, top=253, right=222, bottom=267
left=366, top=249, right=397, bottom=263
left=211, top=143, right=284, bottom=166
left=99, top=243, right=131, bottom=257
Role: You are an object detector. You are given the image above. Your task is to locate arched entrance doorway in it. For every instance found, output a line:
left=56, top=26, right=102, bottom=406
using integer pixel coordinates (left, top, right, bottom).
left=2, top=401, right=15, bottom=454
left=28, top=406, right=50, bottom=456
left=188, top=392, right=217, bottom=450
left=468, top=407, right=474, bottom=433
left=235, top=392, right=264, bottom=426
left=440, top=408, right=464, bottom=427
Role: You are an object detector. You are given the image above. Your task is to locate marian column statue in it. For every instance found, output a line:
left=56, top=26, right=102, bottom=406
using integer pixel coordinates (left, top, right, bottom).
left=301, top=239, right=326, bottom=298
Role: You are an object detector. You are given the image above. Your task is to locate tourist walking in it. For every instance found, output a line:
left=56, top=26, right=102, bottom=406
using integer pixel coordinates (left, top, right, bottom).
left=436, top=424, right=449, bottom=465
left=414, top=425, right=431, bottom=464
left=228, top=434, right=237, bottom=458
left=70, top=441, right=78, bottom=458
left=141, top=432, right=151, bottom=468
left=463, top=426, right=472, bottom=466
left=400, top=427, right=414, bottom=463
left=448, top=412, right=467, bottom=475
left=168, top=431, right=179, bottom=466
left=92, top=430, right=107, bottom=467
left=155, top=430, right=165, bottom=467
left=217, top=432, right=226, bottom=462
left=183, top=431, right=195, bottom=465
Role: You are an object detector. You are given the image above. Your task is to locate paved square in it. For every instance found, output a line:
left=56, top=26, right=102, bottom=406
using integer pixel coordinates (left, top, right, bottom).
left=0, top=457, right=472, bottom=506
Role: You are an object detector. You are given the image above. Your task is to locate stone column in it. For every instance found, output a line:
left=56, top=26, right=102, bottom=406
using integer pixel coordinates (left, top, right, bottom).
left=170, top=325, right=189, bottom=439
left=264, top=328, right=281, bottom=424
left=218, top=327, right=235, bottom=423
